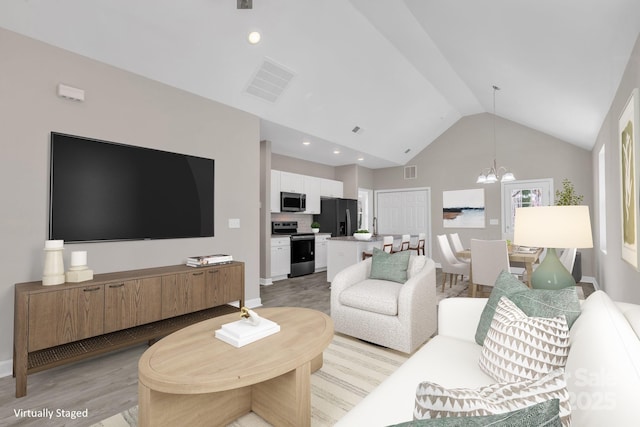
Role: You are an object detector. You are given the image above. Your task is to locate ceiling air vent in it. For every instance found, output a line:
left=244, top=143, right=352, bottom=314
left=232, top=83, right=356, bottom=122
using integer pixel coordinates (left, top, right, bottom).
left=404, top=165, right=417, bottom=180
left=245, top=58, right=295, bottom=103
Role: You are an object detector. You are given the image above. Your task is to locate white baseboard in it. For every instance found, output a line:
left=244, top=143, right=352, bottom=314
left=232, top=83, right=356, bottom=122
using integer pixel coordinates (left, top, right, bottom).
left=0, top=358, right=12, bottom=379
left=260, top=277, right=273, bottom=286
left=228, top=297, right=261, bottom=308
left=244, top=297, right=262, bottom=308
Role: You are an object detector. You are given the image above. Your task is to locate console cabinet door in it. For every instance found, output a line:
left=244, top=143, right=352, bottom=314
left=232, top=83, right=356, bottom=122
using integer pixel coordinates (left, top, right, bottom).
left=104, top=277, right=162, bottom=333
left=28, top=286, right=104, bottom=351
left=161, top=271, right=207, bottom=318
left=205, top=264, right=244, bottom=307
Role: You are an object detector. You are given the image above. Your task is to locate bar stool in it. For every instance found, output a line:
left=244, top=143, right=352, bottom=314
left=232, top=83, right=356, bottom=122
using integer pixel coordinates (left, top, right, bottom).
left=409, top=233, right=426, bottom=255
left=362, top=236, right=394, bottom=260
left=392, top=234, right=411, bottom=253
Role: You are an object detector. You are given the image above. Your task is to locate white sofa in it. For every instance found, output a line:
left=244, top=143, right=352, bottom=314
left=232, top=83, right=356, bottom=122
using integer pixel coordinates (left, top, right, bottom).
left=336, top=290, right=640, bottom=426
left=331, top=256, right=437, bottom=354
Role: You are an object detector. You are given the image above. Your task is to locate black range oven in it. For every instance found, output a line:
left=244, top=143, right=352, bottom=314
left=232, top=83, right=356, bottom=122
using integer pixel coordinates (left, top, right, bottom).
left=272, top=221, right=315, bottom=277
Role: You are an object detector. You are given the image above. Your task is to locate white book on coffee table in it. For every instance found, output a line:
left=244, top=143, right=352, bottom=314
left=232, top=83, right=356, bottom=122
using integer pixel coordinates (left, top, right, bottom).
left=215, top=318, right=280, bottom=347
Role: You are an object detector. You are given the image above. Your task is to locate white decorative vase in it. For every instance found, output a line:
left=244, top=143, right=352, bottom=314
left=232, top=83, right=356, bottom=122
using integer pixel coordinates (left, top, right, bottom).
left=311, top=228, right=320, bottom=233
left=43, top=240, right=65, bottom=286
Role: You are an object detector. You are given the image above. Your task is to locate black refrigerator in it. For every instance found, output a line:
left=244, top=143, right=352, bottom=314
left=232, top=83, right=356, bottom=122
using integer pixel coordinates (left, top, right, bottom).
left=314, top=198, right=358, bottom=237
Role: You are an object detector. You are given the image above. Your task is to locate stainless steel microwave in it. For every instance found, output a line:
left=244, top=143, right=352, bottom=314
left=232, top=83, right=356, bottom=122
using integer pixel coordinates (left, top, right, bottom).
left=281, top=192, right=306, bottom=212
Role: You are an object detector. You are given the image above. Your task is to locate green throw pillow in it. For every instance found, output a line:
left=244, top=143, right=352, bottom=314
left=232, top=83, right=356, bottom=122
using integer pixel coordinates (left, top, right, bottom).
left=369, top=247, right=411, bottom=284
left=474, top=271, right=581, bottom=345
left=387, top=399, right=561, bottom=427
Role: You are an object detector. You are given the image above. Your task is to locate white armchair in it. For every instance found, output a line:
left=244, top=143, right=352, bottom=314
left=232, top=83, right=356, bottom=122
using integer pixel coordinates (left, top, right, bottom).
left=331, top=256, right=437, bottom=354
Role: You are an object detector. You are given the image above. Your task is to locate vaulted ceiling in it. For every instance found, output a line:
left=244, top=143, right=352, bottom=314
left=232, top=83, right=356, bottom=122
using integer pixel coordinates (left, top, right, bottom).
left=1, top=0, right=639, bottom=169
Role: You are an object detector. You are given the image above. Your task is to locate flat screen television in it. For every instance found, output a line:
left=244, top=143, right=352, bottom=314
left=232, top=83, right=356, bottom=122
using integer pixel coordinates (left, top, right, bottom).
left=49, top=132, right=214, bottom=242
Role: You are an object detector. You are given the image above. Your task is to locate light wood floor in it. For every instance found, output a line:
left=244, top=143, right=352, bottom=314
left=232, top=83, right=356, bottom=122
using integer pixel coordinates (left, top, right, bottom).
left=0, top=271, right=331, bottom=427
left=0, top=269, right=593, bottom=426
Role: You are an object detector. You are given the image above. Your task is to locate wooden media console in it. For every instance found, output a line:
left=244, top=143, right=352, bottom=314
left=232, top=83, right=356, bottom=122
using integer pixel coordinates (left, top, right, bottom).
left=13, top=261, right=244, bottom=398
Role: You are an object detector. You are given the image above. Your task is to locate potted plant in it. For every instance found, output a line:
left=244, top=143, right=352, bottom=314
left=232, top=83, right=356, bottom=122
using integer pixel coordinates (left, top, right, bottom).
left=555, top=178, right=584, bottom=282
left=555, top=178, right=584, bottom=206
left=311, top=221, right=320, bottom=233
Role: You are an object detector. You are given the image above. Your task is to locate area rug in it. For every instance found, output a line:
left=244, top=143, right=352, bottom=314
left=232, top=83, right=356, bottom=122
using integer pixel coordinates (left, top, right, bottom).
left=90, top=334, right=409, bottom=427
left=436, top=277, right=469, bottom=303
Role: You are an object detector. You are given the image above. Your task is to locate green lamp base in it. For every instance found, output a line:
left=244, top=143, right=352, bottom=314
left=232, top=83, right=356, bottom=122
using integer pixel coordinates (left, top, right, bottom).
left=531, top=248, right=576, bottom=290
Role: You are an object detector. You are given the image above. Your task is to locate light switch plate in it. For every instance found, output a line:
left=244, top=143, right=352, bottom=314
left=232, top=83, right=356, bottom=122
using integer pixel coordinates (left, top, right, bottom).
left=228, top=218, right=240, bottom=228
left=489, top=218, right=499, bottom=225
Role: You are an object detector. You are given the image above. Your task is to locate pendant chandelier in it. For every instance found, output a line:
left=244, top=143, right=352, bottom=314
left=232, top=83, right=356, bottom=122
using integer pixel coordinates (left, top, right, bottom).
left=476, top=85, right=515, bottom=184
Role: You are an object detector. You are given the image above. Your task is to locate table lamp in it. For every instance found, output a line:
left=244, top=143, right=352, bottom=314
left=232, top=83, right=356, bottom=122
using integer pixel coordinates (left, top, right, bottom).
left=513, top=206, right=593, bottom=290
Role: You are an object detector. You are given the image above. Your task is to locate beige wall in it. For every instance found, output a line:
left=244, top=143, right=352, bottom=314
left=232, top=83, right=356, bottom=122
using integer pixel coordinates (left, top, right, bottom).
left=0, top=29, right=261, bottom=363
left=260, top=140, right=272, bottom=282
left=591, top=34, right=640, bottom=303
left=374, top=113, right=594, bottom=276
left=356, top=165, right=375, bottom=190
left=336, top=165, right=358, bottom=199
left=271, top=153, right=336, bottom=179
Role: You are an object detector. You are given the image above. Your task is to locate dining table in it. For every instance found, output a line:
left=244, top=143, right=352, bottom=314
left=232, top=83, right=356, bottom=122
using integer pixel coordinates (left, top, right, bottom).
left=456, top=246, right=543, bottom=297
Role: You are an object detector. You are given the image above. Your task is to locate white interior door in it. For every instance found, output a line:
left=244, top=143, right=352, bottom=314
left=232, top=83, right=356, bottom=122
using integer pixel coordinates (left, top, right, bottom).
left=502, top=178, right=554, bottom=240
left=376, top=188, right=431, bottom=256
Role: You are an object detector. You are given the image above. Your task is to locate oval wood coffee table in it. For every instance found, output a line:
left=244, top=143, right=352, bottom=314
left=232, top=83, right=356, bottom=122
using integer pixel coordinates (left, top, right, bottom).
left=138, top=307, right=334, bottom=427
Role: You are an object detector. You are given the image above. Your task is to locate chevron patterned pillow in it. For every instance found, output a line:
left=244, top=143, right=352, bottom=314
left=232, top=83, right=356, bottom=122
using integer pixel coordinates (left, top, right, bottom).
left=479, top=297, right=570, bottom=383
left=413, top=369, right=571, bottom=427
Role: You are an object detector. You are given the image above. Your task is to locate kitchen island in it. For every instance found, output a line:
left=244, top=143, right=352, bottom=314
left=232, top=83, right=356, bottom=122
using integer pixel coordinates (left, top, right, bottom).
left=327, top=235, right=411, bottom=282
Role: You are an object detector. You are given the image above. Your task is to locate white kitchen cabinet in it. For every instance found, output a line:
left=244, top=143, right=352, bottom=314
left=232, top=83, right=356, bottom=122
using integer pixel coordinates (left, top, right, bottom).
left=304, top=175, right=321, bottom=214
left=314, top=234, right=329, bottom=271
left=270, top=237, right=291, bottom=281
left=280, top=171, right=304, bottom=193
left=270, top=170, right=281, bottom=213
left=320, top=178, right=343, bottom=198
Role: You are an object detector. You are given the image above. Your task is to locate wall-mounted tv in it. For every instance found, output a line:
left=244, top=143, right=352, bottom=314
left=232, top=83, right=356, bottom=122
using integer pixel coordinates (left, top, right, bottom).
left=49, top=132, right=214, bottom=242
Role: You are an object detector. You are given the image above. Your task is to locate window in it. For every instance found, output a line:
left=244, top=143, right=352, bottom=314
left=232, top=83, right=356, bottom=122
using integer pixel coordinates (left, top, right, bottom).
left=599, top=146, right=607, bottom=253
left=502, top=179, right=553, bottom=240
left=357, top=188, right=372, bottom=231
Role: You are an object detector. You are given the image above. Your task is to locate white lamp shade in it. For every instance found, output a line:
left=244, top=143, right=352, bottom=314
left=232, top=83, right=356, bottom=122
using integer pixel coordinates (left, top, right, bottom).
left=513, top=205, right=593, bottom=249
left=476, top=174, right=486, bottom=184
left=485, top=173, right=497, bottom=183
left=501, top=172, right=515, bottom=182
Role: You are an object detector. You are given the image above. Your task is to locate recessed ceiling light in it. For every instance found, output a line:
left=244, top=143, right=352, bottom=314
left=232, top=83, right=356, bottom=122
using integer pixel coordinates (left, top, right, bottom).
left=333, top=150, right=341, bottom=154
left=247, top=31, right=261, bottom=44
left=302, top=140, right=311, bottom=146
left=357, top=157, right=364, bottom=161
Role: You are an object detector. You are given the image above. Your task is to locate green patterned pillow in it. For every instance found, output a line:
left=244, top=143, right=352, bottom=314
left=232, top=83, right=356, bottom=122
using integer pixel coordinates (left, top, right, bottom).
left=387, top=399, right=561, bottom=426
left=474, top=271, right=581, bottom=345
left=369, top=247, right=411, bottom=284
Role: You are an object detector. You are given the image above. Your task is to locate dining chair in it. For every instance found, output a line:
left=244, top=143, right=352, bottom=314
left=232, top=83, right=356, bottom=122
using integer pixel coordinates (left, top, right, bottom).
left=559, top=247, right=577, bottom=274
left=409, top=233, right=426, bottom=255
left=448, top=233, right=470, bottom=264
left=470, top=239, right=510, bottom=298
left=362, top=235, right=394, bottom=260
left=436, top=234, right=470, bottom=292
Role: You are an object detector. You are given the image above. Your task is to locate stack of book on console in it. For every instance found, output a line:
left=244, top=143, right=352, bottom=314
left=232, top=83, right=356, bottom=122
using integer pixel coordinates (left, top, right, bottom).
left=215, top=317, right=280, bottom=347
left=186, top=254, right=233, bottom=267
